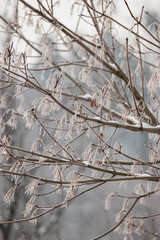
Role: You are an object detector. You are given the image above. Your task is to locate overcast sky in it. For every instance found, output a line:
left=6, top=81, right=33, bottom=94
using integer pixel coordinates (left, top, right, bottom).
left=0, top=0, right=159, bottom=62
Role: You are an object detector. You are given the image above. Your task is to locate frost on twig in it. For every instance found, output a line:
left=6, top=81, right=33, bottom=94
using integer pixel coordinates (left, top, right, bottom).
left=4, top=185, right=17, bottom=205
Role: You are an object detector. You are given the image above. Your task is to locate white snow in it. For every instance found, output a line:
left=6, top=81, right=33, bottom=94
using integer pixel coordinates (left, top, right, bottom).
left=83, top=161, right=91, bottom=166
left=79, top=94, right=92, bottom=100
left=135, top=173, right=151, bottom=177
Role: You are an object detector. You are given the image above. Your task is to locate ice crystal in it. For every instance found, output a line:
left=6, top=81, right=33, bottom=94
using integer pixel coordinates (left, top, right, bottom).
left=147, top=63, right=160, bottom=96
left=0, top=93, right=8, bottom=109
left=23, top=110, right=35, bottom=129
left=23, top=195, right=36, bottom=217
left=135, top=220, right=144, bottom=236
left=79, top=68, right=93, bottom=86
left=9, top=161, right=21, bottom=183
left=25, top=180, right=39, bottom=195
left=6, top=111, right=18, bottom=129
left=105, top=192, right=115, bottom=210
left=4, top=185, right=17, bottom=205
left=124, top=216, right=134, bottom=234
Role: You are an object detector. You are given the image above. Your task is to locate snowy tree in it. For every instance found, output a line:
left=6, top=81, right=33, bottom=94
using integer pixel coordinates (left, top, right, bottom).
left=0, top=1, right=160, bottom=239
